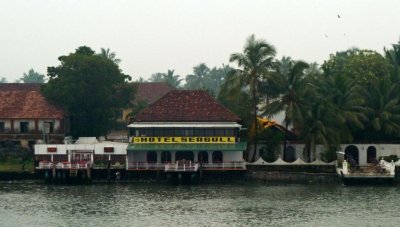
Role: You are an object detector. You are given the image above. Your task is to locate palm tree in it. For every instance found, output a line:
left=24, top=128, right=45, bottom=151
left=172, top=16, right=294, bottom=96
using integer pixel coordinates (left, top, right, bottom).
left=99, top=48, right=121, bottom=64
left=149, top=73, right=164, bottom=82
left=384, top=41, right=400, bottom=81
left=185, top=63, right=210, bottom=90
left=361, top=77, right=400, bottom=141
left=263, top=57, right=309, bottom=157
left=163, top=69, right=182, bottom=88
left=228, top=34, right=276, bottom=161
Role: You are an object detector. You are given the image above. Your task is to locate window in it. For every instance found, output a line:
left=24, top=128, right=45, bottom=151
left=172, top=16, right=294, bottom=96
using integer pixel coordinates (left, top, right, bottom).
left=204, top=129, right=214, bottom=136
left=214, top=128, right=225, bottom=136
left=0, top=122, right=4, bottom=133
left=194, top=128, right=204, bottom=136
left=44, top=122, right=54, bottom=133
left=20, top=122, right=29, bottom=133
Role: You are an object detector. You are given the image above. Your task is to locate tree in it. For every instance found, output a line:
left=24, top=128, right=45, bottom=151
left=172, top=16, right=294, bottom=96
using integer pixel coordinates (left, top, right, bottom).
left=185, top=63, right=211, bottom=90
left=228, top=34, right=277, bottom=161
left=322, top=49, right=392, bottom=87
left=263, top=57, right=309, bottom=159
left=162, top=69, right=182, bottom=88
left=99, top=48, right=121, bottom=64
left=208, top=64, right=233, bottom=96
left=149, top=73, right=165, bottom=82
left=384, top=40, right=400, bottom=81
left=42, top=46, right=133, bottom=137
left=0, top=77, right=7, bottom=83
left=20, top=69, right=45, bottom=83
left=356, top=77, right=400, bottom=141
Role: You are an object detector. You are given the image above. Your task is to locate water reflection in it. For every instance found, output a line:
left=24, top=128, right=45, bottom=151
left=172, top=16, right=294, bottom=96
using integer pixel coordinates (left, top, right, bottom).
left=1, top=182, right=400, bottom=226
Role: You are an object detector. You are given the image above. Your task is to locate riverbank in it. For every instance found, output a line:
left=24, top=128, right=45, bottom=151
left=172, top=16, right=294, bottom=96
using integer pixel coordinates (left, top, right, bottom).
left=2, top=164, right=400, bottom=185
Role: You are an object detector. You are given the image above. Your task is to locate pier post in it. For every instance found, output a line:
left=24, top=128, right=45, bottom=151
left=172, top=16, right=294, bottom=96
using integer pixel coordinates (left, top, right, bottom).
left=87, top=167, right=91, bottom=180
left=107, top=160, right=111, bottom=182
left=52, top=164, right=56, bottom=180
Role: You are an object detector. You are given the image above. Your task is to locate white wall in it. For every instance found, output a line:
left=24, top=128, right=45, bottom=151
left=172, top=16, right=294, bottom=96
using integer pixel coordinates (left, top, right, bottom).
left=13, top=119, right=35, bottom=132
left=223, top=151, right=243, bottom=162
left=0, top=119, right=11, bottom=130
left=35, top=143, right=128, bottom=155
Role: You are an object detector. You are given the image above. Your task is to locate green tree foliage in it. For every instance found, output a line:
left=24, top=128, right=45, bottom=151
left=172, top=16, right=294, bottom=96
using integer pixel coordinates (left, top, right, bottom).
left=21, top=69, right=45, bottom=83
left=149, top=70, right=182, bottom=88
left=0, top=77, right=7, bottom=83
left=356, top=77, right=400, bottom=141
left=384, top=40, right=400, bottom=81
left=185, top=63, right=211, bottom=90
left=322, top=49, right=392, bottom=86
left=99, top=48, right=121, bottom=64
left=185, top=63, right=233, bottom=96
left=263, top=57, right=310, bottom=157
left=42, top=46, right=133, bottom=138
left=224, top=34, right=276, bottom=161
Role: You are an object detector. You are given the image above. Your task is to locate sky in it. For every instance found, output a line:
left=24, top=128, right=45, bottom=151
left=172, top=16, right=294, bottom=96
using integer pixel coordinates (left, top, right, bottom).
left=0, top=0, right=399, bottom=82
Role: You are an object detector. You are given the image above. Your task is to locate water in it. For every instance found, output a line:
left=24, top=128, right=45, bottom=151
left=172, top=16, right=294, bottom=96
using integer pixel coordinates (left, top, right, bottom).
left=0, top=181, right=400, bottom=227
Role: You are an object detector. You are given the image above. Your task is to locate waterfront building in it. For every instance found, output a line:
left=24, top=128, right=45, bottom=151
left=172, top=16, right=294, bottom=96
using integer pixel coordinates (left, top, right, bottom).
left=126, top=90, right=247, bottom=172
left=0, top=83, right=67, bottom=149
left=35, top=137, right=127, bottom=176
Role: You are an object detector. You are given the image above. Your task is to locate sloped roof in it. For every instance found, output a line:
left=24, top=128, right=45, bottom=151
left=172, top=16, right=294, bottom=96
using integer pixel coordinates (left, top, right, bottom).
left=133, top=82, right=175, bottom=105
left=135, top=90, right=241, bottom=122
left=0, top=83, right=65, bottom=119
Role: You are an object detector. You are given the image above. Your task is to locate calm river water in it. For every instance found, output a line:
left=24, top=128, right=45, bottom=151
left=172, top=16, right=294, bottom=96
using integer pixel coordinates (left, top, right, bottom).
left=1, top=181, right=400, bottom=226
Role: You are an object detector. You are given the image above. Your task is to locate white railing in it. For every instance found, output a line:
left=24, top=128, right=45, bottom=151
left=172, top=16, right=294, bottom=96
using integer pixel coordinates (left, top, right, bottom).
left=126, top=162, right=246, bottom=171
left=37, top=161, right=90, bottom=169
left=56, top=162, right=90, bottom=169
left=127, top=162, right=165, bottom=170
left=201, top=162, right=246, bottom=169
left=165, top=162, right=199, bottom=172
left=38, top=162, right=53, bottom=169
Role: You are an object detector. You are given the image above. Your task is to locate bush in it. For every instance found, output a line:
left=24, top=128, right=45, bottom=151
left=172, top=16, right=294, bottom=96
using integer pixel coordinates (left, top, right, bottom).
left=320, top=147, right=338, bottom=163
left=379, top=155, right=399, bottom=162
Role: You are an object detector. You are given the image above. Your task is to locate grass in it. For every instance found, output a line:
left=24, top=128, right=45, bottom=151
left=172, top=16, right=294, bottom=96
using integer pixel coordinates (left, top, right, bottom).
left=0, top=160, right=34, bottom=172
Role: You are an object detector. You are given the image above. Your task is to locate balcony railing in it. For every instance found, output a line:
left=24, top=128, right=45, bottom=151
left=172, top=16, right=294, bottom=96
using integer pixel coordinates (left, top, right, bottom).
left=127, top=162, right=166, bottom=170
left=36, top=161, right=90, bottom=170
left=201, top=162, right=246, bottom=169
left=165, top=162, right=198, bottom=172
left=127, top=161, right=246, bottom=171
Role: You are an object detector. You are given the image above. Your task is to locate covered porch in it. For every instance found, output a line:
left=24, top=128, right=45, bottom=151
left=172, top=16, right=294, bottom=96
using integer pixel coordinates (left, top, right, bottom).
left=126, top=142, right=247, bottom=171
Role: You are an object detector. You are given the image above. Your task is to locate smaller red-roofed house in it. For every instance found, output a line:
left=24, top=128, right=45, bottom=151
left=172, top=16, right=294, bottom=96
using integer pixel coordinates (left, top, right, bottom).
left=126, top=90, right=247, bottom=172
left=0, top=83, right=68, bottom=148
left=108, top=82, right=175, bottom=141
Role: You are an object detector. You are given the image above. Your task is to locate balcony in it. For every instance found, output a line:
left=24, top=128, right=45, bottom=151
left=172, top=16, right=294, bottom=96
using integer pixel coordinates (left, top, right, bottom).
left=127, top=161, right=246, bottom=171
left=36, top=161, right=90, bottom=170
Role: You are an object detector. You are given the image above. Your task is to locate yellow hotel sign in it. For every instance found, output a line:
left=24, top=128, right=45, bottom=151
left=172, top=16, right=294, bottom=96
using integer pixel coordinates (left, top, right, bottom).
left=133, top=137, right=236, bottom=144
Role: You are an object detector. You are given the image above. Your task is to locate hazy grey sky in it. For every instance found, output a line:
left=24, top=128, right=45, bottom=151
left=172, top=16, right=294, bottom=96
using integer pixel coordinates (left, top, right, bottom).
left=1, top=0, right=399, bottom=82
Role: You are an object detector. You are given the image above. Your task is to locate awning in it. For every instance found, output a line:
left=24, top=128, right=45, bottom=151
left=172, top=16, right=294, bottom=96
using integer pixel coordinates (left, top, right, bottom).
left=127, top=141, right=247, bottom=151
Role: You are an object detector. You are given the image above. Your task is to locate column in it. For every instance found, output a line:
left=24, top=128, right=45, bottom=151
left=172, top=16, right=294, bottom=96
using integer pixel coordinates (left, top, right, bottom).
left=208, top=151, right=213, bottom=164
left=171, top=151, right=176, bottom=163
left=157, top=151, right=161, bottom=163
left=193, top=151, right=199, bottom=162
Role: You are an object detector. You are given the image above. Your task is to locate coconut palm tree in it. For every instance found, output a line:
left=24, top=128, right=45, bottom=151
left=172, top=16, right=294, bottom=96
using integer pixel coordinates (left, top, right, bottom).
left=360, top=77, right=400, bottom=141
left=163, top=69, right=182, bottom=88
left=228, top=34, right=276, bottom=161
left=185, top=63, right=210, bottom=90
left=384, top=41, right=400, bottom=81
left=99, top=48, right=121, bottom=64
left=263, top=57, right=309, bottom=157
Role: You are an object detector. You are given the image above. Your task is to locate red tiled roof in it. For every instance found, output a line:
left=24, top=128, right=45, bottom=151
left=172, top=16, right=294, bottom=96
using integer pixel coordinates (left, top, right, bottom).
left=0, top=83, right=65, bottom=119
left=135, top=90, right=241, bottom=122
left=133, top=82, right=175, bottom=105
